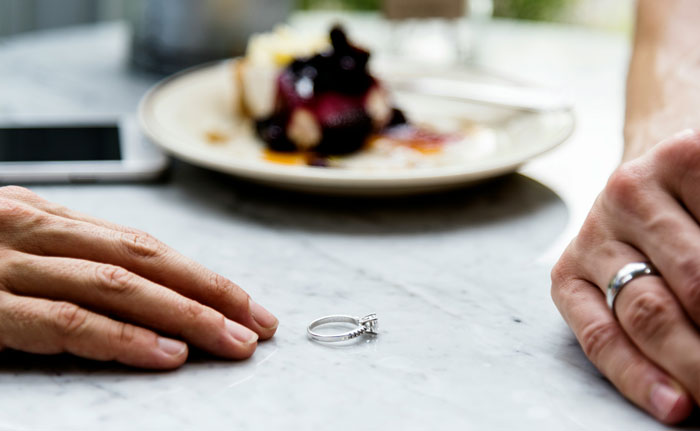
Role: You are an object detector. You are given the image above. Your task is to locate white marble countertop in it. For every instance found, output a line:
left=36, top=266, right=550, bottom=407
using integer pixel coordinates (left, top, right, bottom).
left=0, top=17, right=678, bottom=431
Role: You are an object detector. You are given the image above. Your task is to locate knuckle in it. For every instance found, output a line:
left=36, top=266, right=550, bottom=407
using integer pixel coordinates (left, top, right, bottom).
left=121, top=231, right=163, bottom=259
left=578, top=320, right=620, bottom=364
left=550, top=258, right=574, bottom=299
left=603, top=163, right=650, bottom=216
left=95, top=264, right=134, bottom=295
left=51, top=302, right=89, bottom=337
left=550, top=276, right=589, bottom=320
left=44, top=201, right=71, bottom=217
left=109, top=322, right=138, bottom=348
left=623, top=291, right=676, bottom=340
left=177, top=299, right=206, bottom=322
left=550, top=244, right=585, bottom=306
left=0, top=198, right=46, bottom=229
left=207, top=272, right=236, bottom=302
left=0, top=186, right=37, bottom=201
left=0, top=250, right=27, bottom=291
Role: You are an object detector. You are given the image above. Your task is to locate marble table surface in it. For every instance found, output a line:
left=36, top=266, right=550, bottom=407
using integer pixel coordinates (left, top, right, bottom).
left=0, top=16, right=678, bottom=431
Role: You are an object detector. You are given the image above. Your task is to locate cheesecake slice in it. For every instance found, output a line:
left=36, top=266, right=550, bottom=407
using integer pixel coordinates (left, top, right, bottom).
left=236, top=26, right=402, bottom=155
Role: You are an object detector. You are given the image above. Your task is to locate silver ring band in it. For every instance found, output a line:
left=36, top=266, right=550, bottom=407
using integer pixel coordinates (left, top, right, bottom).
left=607, top=262, right=659, bottom=314
left=307, top=313, right=378, bottom=342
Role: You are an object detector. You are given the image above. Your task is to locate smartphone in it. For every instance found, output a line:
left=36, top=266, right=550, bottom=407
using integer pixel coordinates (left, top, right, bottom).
left=0, top=117, right=169, bottom=183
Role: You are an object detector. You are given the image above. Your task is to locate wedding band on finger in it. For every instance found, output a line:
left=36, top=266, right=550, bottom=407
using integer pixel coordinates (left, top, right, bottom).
left=607, top=262, right=660, bottom=316
left=307, top=313, right=378, bottom=342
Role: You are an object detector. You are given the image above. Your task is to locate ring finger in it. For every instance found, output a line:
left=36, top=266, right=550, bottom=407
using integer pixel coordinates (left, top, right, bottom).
left=577, top=238, right=700, bottom=405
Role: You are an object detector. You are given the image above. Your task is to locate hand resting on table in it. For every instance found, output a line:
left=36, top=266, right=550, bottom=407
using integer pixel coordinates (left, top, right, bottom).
left=0, top=186, right=278, bottom=369
left=552, top=130, right=700, bottom=424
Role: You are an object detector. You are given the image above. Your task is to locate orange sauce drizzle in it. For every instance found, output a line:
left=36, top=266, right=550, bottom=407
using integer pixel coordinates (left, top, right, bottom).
left=262, top=126, right=457, bottom=166
left=204, top=130, right=229, bottom=144
left=263, top=150, right=307, bottom=165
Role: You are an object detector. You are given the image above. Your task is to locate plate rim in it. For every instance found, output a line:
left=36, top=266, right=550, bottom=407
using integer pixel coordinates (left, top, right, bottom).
left=138, top=60, right=576, bottom=190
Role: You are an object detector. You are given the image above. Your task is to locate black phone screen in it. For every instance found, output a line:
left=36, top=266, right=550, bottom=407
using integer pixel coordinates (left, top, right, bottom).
left=0, top=126, right=122, bottom=162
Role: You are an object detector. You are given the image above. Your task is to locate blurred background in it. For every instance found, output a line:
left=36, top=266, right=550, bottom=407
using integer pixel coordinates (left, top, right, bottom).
left=0, top=0, right=635, bottom=76
left=0, top=0, right=633, bottom=37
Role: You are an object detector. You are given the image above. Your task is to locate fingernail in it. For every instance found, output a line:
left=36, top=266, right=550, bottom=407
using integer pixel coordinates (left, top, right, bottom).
left=226, top=319, right=258, bottom=344
left=249, top=298, right=278, bottom=329
left=157, top=337, right=187, bottom=356
left=650, top=383, right=682, bottom=421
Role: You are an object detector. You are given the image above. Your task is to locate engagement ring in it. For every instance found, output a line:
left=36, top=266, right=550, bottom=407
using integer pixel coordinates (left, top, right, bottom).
left=307, top=313, right=378, bottom=342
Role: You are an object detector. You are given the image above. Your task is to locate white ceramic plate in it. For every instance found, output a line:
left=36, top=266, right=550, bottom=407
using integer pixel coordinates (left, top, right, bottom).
left=138, top=60, right=574, bottom=195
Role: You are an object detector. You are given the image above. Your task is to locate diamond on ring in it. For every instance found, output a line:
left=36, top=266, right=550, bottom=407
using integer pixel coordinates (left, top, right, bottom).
left=359, top=313, right=378, bottom=334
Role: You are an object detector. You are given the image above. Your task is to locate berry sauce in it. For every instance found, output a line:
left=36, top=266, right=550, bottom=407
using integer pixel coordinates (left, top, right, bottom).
left=255, top=26, right=400, bottom=156
left=255, top=27, right=458, bottom=166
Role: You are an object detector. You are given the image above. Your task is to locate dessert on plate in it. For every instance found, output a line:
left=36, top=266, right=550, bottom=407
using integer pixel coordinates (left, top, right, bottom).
left=232, top=26, right=495, bottom=168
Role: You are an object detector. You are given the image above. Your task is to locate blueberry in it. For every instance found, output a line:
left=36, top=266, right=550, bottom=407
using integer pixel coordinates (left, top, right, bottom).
left=301, top=66, right=318, bottom=79
left=255, top=116, right=296, bottom=152
left=315, top=108, right=373, bottom=155
left=340, top=55, right=356, bottom=71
